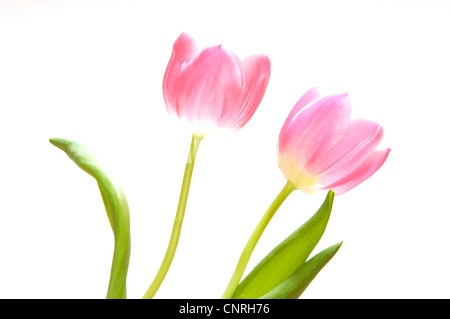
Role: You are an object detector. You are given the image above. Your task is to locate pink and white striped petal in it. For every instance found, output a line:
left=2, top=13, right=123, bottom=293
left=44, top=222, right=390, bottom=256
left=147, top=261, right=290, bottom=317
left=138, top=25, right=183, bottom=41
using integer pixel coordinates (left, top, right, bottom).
left=279, top=93, right=352, bottom=169
left=319, top=148, right=391, bottom=195
left=277, top=87, right=390, bottom=195
left=310, top=119, right=384, bottom=176
left=174, top=46, right=243, bottom=128
left=163, top=33, right=198, bottom=115
left=163, top=33, right=271, bottom=136
left=226, top=55, right=271, bottom=130
left=278, top=87, right=321, bottom=150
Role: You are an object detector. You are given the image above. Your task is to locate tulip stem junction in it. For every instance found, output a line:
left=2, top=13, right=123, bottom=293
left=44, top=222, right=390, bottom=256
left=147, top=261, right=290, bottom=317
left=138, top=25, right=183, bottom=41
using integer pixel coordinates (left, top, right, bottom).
left=221, top=180, right=297, bottom=299
left=143, top=134, right=202, bottom=299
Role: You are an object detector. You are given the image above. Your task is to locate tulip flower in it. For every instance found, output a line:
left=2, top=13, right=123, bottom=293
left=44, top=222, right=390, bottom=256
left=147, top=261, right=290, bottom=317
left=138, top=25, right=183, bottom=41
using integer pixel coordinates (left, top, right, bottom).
left=278, top=87, right=390, bottom=195
left=163, top=32, right=271, bottom=136
left=222, top=87, right=389, bottom=298
left=143, top=33, right=271, bottom=299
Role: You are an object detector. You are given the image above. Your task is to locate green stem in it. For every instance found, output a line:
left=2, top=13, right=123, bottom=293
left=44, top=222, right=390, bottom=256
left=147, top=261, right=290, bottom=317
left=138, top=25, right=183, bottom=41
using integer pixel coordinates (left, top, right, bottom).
left=49, top=138, right=131, bottom=299
left=143, top=134, right=202, bottom=299
left=221, top=180, right=297, bottom=299
left=100, top=182, right=131, bottom=299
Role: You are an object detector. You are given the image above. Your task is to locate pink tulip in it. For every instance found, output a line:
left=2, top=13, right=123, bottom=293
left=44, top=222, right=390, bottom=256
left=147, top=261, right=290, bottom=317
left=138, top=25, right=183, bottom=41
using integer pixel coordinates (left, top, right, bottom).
left=163, top=33, right=271, bottom=136
left=278, top=87, right=390, bottom=195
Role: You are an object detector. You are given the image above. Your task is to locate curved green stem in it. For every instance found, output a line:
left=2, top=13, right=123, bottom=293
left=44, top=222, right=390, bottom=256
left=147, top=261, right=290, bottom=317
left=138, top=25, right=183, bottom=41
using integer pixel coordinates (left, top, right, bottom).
left=143, top=134, right=202, bottom=299
left=98, top=181, right=131, bottom=299
left=49, top=138, right=131, bottom=299
left=222, top=180, right=297, bottom=299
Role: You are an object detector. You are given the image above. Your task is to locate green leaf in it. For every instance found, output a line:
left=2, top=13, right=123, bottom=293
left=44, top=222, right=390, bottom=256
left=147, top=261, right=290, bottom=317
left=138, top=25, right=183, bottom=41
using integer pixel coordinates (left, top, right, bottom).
left=232, top=190, right=334, bottom=299
left=260, top=241, right=343, bottom=299
left=50, top=138, right=131, bottom=299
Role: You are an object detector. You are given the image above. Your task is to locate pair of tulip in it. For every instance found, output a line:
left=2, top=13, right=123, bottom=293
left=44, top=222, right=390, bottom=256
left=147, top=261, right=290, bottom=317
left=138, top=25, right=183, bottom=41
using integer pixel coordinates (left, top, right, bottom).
left=164, top=33, right=389, bottom=194
left=143, top=33, right=390, bottom=299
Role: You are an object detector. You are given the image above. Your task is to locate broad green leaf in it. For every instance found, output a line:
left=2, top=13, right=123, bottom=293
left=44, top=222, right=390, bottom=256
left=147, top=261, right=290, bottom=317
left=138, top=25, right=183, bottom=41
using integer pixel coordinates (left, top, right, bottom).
left=50, top=138, right=131, bottom=299
left=260, top=241, right=343, bottom=299
left=232, top=190, right=334, bottom=299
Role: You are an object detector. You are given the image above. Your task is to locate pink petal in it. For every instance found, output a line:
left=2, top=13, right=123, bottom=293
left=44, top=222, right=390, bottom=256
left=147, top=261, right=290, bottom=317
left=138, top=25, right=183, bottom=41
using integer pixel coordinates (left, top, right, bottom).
left=310, top=119, right=384, bottom=176
left=280, top=94, right=352, bottom=169
left=319, top=148, right=391, bottom=195
left=226, top=54, right=271, bottom=129
left=278, top=87, right=321, bottom=151
left=173, top=45, right=243, bottom=127
left=163, top=33, right=198, bottom=116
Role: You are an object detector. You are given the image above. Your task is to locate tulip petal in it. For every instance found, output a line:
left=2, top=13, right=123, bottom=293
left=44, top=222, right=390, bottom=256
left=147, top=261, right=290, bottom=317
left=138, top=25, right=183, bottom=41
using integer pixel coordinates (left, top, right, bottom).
left=163, top=33, right=271, bottom=135
left=278, top=87, right=321, bottom=152
left=163, top=33, right=199, bottom=116
left=310, top=119, right=384, bottom=176
left=226, top=54, right=271, bottom=129
left=174, top=45, right=243, bottom=131
left=320, top=148, right=391, bottom=195
left=280, top=94, right=352, bottom=171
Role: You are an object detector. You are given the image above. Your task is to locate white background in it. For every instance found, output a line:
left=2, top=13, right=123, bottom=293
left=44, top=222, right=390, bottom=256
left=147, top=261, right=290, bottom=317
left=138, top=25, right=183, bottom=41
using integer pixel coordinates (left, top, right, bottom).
left=0, top=0, right=449, bottom=299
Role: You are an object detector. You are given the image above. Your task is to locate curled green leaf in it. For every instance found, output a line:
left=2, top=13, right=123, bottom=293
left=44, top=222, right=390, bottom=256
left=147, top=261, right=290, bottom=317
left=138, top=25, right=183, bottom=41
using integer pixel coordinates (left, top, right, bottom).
left=260, top=241, right=343, bottom=299
left=50, top=138, right=131, bottom=299
left=232, top=190, right=334, bottom=299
